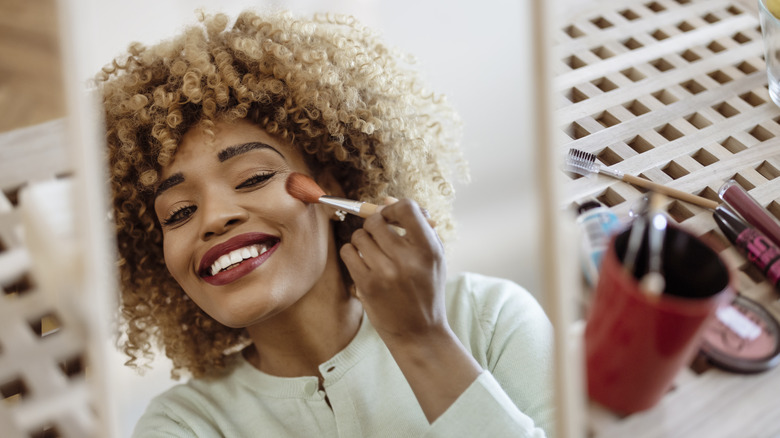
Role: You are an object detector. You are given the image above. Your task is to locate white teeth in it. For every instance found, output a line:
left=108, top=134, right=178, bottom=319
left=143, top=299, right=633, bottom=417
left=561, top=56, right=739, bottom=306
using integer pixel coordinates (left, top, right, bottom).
left=207, top=243, right=272, bottom=276
left=216, top=253, right=232, bottom=270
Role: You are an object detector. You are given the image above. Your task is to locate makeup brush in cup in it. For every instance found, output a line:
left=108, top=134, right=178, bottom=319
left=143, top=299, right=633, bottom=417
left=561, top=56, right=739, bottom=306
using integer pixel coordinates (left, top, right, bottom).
left=623, top=196, right=649, bottom=276
left=622, top=193, right=667, bottom=295
left=565, top=148, right=719, bottom=210
left=285, top=172, right=436, bottom=226
left=639, top=193, right=667, bottom=295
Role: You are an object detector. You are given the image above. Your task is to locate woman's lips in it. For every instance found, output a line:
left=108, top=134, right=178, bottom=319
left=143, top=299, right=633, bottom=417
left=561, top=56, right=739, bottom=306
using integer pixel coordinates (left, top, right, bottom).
left=199, top=233, right=280, bottom=286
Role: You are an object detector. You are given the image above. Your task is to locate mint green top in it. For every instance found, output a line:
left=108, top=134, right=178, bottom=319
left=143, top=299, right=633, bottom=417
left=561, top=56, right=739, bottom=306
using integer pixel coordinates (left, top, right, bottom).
left=132, top=272, right=555, bottom=437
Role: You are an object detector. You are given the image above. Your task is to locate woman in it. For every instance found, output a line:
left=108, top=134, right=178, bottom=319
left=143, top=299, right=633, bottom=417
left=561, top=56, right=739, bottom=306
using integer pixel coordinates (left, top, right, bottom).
left=98, top=10, right=554, bottom=437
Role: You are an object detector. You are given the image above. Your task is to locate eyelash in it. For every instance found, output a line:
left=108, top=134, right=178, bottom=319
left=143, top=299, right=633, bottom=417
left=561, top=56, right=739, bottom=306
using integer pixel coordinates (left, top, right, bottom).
left=235, top=171, right=276, bottom=189
left=161, top=172, right=276, bottom=227
left=163, top=205, right=196, bottom=226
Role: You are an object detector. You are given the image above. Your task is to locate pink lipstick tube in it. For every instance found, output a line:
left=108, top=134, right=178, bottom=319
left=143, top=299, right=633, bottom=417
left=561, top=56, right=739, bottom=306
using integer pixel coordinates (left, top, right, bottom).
left=713, top=205, right=780, bottom=288
left=719, top=180, right=780, bottom=248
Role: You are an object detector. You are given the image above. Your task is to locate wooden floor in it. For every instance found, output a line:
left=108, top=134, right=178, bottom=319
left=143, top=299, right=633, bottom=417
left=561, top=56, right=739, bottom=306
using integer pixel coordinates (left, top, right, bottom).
left=0, top=0, right=65, bottom=133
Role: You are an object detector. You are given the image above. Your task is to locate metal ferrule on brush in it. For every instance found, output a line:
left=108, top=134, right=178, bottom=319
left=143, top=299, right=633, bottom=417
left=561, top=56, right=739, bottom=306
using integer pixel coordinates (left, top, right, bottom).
left=318, top=196, right=366, bottom=215
left=600, top=167, right=624, bottom=179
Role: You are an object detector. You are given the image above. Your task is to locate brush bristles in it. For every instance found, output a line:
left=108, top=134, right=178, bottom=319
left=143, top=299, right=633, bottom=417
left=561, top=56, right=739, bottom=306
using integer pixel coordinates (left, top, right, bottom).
left=565, top=148, right=599, bottom=176
left=285, top=172, right=326, bottom=203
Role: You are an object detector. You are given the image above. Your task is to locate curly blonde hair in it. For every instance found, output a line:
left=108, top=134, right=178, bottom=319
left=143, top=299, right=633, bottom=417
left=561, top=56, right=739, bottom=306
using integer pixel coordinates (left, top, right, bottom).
left=97, top=10, right=466, bottom=378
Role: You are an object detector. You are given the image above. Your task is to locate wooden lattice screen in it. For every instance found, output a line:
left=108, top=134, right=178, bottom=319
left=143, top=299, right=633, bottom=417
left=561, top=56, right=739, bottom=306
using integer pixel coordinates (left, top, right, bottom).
left=0, top=119, right=113, bottom=437
left=556, top=0, right=780, bottom=436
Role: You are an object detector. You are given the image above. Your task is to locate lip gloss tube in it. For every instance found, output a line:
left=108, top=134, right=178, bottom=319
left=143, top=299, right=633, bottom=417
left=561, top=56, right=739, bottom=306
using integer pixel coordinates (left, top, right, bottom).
left=713, top=205, right=780, bottom=288
left=719, top=180, right=780, bottom=247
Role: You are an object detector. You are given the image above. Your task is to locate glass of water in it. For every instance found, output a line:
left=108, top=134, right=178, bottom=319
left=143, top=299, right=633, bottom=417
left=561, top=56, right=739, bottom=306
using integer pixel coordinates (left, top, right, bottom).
left=759, top=0, right=780, bottom=106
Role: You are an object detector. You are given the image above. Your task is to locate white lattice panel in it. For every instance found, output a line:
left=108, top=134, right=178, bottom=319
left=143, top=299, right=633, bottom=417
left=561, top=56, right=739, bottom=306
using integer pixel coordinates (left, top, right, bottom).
left=556, top=0, right=780, bottom=436
left=0, top=119, right=112, bottom=437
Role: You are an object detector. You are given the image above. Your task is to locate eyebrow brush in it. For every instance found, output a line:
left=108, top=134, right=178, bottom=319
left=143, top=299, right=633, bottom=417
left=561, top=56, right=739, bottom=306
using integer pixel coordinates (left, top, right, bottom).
left=565, top=148, right=719, bottom=210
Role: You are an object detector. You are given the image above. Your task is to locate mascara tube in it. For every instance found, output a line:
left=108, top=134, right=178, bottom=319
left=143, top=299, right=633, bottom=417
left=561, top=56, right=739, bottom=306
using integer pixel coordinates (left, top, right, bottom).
left=713, top=205, right=780, bottom=288
left=719, top=180, right=780, bottom=247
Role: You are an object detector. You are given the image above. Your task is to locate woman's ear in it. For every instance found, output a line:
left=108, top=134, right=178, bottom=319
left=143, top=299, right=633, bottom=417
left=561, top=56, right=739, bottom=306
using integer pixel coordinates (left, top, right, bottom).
left=316, top=170, right=346, bottom=198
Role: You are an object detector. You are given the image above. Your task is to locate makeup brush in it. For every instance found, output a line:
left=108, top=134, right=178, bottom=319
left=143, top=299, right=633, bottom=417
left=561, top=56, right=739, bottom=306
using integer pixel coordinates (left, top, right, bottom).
left=565, top=148, right=719, bottom=210
left=639, top=193, right=667, bottom=295
left=622, top=197, right=648, bottom=276
left=285, top=172, right=436, bottom=227
left=285, top=172, right=380, bottom=218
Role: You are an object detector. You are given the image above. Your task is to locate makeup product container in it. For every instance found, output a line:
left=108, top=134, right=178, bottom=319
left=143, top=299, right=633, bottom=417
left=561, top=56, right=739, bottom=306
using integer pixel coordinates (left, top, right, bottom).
left=576, top=200, right=621, bottom=286
left=713, top=205, right=780, bottom=288
left=700, top=295, right=780, bottom=373
left=585, top=221, right=735, bottom=414
left=719, top=180, right=780, bottom=247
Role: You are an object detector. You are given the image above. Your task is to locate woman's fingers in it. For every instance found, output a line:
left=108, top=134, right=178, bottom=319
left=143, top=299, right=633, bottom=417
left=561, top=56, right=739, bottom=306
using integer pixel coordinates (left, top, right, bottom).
left=339, top=242, right=368, bottom=277
left=348, top=228, right=390, bottom=267
left=341, top=198, right=443, bottom=298
left=376, top=199, right=438, bottom=248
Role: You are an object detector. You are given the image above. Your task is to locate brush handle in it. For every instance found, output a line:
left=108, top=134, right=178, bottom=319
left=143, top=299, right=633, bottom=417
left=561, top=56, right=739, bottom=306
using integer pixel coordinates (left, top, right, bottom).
left=319, top=196, right=437, bottom=226
left=621, top=174, right=719, bottom=210
left=360, top=202, right=438, bottom=227
left=358, top=202, right=438, bottom=227
left=356, top=202, right=380, bottom=218
left=319, top=196, right=377, bottom=218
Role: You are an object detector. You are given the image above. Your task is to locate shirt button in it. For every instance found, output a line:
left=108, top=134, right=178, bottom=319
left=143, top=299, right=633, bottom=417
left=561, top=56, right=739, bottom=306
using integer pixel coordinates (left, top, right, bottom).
left=304, top=380, right=317, bottom=396
left=326, top=366, right=335, bottom=373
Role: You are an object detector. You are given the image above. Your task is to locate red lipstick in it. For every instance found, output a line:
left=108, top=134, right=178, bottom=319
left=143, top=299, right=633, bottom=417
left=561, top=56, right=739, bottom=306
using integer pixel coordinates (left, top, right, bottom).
left=199, top=232, right=280, bottom=286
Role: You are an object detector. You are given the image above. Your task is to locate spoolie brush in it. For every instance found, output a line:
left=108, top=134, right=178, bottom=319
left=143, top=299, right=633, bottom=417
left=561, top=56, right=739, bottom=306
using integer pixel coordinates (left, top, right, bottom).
left=285, top=172, right=380, bottom=218
left=565, top=148, right=719, bottom=210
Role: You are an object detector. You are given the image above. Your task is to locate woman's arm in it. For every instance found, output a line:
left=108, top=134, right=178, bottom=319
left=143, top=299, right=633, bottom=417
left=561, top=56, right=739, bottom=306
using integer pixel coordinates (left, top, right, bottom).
left=338, top=199, right=487, bottom=422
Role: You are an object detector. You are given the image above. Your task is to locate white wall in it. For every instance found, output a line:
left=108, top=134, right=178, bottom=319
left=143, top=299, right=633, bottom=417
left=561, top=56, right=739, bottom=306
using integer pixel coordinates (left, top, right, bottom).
left=77, top=1, right=540, bottom=435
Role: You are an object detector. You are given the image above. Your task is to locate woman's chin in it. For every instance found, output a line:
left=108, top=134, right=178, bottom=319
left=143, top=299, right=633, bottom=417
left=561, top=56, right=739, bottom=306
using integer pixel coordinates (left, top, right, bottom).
left=209, top=302, right=285, bottom=329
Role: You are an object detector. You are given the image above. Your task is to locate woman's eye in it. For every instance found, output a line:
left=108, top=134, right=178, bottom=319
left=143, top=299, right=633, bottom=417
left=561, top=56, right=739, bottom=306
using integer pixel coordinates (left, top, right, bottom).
left=236, top=172, right=275, bottom=189
left=163, top=205, right=196, bottom=226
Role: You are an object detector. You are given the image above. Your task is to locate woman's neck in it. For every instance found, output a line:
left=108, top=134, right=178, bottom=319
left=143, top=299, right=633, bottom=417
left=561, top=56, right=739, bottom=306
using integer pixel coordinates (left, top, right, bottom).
left=243, top=284, right=363, bottom=378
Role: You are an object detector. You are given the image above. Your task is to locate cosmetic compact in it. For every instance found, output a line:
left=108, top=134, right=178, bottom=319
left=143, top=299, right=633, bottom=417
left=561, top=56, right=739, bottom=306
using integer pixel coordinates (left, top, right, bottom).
left=699, top=295, right=780, bottom=373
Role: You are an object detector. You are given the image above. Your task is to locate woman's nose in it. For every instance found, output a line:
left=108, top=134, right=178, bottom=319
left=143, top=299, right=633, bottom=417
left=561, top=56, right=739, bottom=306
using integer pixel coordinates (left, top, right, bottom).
left=199, top=195, right=249, bottom=240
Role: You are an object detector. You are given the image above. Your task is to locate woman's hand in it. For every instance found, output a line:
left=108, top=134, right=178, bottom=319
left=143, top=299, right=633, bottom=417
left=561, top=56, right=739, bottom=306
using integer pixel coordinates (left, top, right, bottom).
left=339, top=198, right=446, bottom=345
left=339, top=198, right=482, bottom=423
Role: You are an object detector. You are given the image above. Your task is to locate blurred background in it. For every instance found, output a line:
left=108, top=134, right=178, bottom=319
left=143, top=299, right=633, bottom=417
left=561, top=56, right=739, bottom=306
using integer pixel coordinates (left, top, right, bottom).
left=1, top=0, right=541, bottom=435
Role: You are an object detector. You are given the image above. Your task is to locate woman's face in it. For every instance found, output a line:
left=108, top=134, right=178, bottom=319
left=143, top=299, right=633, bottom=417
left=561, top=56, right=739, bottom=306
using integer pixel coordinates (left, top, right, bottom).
left=153, top=119, right=343, bottom=328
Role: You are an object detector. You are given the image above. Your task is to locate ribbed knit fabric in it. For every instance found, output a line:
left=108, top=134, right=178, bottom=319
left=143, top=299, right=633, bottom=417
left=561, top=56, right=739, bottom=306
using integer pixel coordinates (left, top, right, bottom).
left=132, top=272, right=555, bottom=437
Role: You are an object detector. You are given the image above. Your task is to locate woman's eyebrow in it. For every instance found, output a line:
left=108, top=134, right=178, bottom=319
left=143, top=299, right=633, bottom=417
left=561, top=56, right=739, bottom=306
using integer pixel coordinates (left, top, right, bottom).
left=154, top=173, right=184, bottom=200
left=218, top=141, right=284, bottom=162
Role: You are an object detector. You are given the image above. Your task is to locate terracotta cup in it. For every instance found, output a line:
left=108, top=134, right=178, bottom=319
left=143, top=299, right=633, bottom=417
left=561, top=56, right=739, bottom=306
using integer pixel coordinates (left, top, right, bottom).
left=584, top=223, right=735, bottom=414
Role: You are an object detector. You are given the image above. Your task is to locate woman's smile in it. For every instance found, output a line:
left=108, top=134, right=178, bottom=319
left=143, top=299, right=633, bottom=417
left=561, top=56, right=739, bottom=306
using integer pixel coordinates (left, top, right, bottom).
left=199, top=232, right=281, bottom=286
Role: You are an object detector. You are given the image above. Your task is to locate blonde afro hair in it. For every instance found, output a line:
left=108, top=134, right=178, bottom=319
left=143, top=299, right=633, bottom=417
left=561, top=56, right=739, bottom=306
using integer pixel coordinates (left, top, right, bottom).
left=97, top=10, right=466, bottom=378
